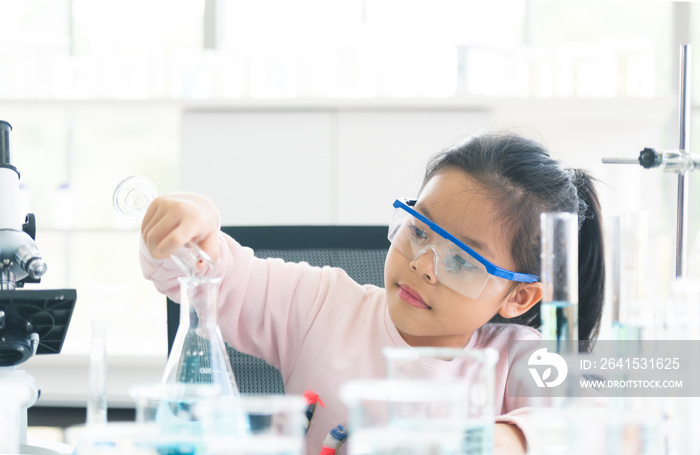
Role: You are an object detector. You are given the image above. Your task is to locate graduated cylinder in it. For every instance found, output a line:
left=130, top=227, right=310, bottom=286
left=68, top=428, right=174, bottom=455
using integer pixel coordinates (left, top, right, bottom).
left=540, top=212, right=579, bottom=354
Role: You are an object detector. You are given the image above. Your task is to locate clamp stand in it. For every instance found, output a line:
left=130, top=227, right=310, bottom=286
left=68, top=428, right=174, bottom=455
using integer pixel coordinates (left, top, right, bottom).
left=603, top=44, right=696, bottom=279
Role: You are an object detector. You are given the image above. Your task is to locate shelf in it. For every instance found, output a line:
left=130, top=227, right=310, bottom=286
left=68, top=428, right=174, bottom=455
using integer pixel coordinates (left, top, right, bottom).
left=0, top=95, right=682, bottom=110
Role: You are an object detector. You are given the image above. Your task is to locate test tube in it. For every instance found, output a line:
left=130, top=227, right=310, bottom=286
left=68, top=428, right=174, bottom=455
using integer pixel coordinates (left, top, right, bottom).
left=609, top=212, right=649, bottom=340
left=87, top=320, right=107, bottom=425
left=540, top=212, right=579, bottom=354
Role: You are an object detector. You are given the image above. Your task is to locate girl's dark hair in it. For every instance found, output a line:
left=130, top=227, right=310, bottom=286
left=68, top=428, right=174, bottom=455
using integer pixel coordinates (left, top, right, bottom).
left=421, top=132, right=605, bottom=343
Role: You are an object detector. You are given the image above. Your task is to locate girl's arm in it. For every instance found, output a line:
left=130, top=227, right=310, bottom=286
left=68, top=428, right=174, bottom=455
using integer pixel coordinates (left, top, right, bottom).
left=139, top=200, right=334, bottom=373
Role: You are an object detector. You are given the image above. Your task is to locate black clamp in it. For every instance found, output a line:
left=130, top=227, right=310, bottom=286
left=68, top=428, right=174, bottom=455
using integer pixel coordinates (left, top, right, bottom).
left=638, top=148, right=662, bottom=169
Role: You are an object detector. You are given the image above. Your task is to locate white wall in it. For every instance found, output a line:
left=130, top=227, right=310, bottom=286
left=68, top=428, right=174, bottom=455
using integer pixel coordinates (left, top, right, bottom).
left=180, top=106, right=495, bottom=225
left=180, top=99, right=673, bottom=230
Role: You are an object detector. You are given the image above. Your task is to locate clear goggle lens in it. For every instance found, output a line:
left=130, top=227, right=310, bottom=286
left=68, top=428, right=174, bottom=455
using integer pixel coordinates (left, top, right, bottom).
left=388, top=208, right=509, bottom=300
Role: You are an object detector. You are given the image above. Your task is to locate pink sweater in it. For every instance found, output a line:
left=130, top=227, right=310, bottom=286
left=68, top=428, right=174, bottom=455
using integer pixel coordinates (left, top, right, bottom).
left=140, top=232, right=541, bottom=454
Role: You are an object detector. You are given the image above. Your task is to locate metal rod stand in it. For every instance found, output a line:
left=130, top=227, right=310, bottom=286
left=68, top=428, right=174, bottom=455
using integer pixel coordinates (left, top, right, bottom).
left=602, top=44, right=694, bottom=279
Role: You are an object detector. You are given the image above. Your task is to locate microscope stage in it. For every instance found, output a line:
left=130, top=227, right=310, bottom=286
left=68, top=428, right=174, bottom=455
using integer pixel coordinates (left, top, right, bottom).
left=0, top=289, right=76, bottom=357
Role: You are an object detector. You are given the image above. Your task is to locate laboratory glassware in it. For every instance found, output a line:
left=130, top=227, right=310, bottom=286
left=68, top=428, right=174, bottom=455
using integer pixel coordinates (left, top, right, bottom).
left=341, top=378, right=472, bottom=455
left=158, top=259, right=247, bottom=442
left=162, top=274, right=240, bottom=396
left=66, top=421, right=162, bottom=455
left=540, top=212, right=579, bottom=354
left=113, top=175, right=246, bottom=441
left=383, top=346, right=498, bottom=455
left=530, top=406, right=661, bottom=455
left=86, top=320, right=107, bottom=425
left=609, top=212, right=650, bottom=340
left=112, top=175, right=236, bottom=394
left=154, top=274, right=249, bottom=445
left=130, top=383, right=233, bottom=454
left=202, top=394, right=306, bottom=455
left=112, top=175, right=214, bottom=275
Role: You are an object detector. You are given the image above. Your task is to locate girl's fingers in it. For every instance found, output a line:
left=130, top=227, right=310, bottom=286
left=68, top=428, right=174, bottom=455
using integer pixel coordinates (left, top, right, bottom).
left=141, top=200, right=188, bottom=258
left=140, top=193, right=220, bottom=261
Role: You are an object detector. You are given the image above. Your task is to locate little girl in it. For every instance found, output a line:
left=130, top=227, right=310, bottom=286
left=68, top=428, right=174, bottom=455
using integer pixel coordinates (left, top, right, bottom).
left=139, top=131, right=605, bottom=454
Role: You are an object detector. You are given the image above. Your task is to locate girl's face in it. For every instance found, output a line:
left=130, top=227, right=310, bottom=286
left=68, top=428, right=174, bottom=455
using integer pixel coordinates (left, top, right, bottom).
left=384, top=167, right=526, bottom=347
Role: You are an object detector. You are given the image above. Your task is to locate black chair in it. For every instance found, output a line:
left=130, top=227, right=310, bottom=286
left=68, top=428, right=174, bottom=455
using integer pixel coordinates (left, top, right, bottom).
left=167, top=225, right=390, bottom=394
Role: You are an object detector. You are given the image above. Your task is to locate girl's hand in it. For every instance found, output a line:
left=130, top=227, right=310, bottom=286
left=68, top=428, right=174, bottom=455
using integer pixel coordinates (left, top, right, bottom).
left=141, top=192, right=221, bottom=263
left=494, top=423, right=526, bottom=455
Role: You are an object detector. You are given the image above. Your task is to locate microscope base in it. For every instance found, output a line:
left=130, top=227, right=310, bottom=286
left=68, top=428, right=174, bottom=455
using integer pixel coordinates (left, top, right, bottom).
left=0, top=368, right=39, bottom=454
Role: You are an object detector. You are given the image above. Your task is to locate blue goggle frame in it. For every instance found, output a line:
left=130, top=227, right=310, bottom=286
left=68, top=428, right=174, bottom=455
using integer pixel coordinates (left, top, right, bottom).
left=392, top=198, right=539, bottom=283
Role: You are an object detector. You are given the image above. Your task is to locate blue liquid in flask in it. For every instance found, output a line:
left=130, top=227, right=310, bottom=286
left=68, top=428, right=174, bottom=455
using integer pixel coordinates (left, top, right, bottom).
left=155, top=276, right=249, bottom=454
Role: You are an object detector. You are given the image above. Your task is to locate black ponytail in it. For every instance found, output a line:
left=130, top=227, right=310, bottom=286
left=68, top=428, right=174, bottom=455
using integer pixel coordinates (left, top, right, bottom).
left=422, top=132, right=605, bottom=344
left=573, top=170, right=605, bottom=343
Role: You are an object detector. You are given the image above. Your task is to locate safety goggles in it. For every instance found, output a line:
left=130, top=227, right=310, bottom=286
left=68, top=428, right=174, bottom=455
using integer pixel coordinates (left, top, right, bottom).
left=388, top=198, right=539, bottom=300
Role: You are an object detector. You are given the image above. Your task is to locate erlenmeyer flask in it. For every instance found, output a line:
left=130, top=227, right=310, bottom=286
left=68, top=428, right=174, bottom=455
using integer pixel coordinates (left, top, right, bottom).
left=163, top=275, right=239, bottom=397
left=113, top=175, right=248, bottom=440
left=112, top=175, right=236, bottom=393
left=156, top=275, right=249, bottom=441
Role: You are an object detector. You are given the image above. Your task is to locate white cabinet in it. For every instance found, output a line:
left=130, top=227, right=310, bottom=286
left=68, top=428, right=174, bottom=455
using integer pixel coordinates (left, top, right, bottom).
left=181, top=106, right=493, bottom=225
left=181, top=111, right=334, bottom=225
left=336, top=110, right=493, bottom=224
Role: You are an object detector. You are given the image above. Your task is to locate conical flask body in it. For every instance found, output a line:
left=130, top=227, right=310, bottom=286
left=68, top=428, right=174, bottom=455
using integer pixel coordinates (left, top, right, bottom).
left=157, top=275, right=248, bottom=441
left=163, top=275, right=239, bottom=396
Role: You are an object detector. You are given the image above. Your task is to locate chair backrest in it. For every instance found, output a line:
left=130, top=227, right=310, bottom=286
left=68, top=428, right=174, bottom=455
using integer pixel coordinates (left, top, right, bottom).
left=167, top=225, right=390, bottom=394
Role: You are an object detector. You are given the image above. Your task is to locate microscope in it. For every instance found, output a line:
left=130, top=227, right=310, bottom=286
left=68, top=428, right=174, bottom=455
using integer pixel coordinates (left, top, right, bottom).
left=0, top=120, right=77, bottom=453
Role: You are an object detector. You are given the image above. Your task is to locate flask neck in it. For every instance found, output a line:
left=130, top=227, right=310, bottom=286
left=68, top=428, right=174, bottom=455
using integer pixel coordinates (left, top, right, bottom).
left=177, top=275, right=222, bottom=331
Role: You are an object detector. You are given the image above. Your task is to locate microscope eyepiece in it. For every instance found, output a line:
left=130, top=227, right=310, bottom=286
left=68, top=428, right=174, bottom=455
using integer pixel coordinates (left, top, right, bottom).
left=0, top=120, right=11, bottom=165
left=0, top=120, right=17, bottom=176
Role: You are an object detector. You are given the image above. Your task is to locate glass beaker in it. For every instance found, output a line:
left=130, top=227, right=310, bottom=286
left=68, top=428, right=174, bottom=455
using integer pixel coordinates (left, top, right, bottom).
left=163, top=275, right=239, bottom=396
left=383, top=346, right=498, bottom=455
left=529, top=406, right=661, bottom=455
left=130, top=382, right=250, bottom=454
left=65, top=421, right=162, bottom=455
left=202, top=394, right=307, bottom=455
left=341, top=378, right=471, bottom=455
left=540, top=212, right=579, bottom=354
